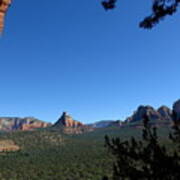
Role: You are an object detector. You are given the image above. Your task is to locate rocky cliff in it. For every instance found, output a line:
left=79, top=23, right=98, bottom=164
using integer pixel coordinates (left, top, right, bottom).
left=157, top=106, right=172, bottom=121
left=126, top=105, right=162, bottom=123
left=125, top=99, right=180, bottom=126
left=124, top=105, right=171, bottom=126
left=0, top=0, right=11, bottom=33
left=0, top=117, right=50, bottom=131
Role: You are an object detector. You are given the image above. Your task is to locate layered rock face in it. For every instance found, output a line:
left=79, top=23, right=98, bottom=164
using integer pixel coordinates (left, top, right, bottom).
left=157, top=106, right=172, bottom=121
left=125, top=105, right=173, bottom=126
left=53, top=112, right=94, bottom=134
left=0, top=117, right=50, bottom=131
left=126, top=106, right=162, bottom=123
left=20, top=121, right=50, bottom=131
left=0, top=140, right=20, bottom=152
left=0, top=0, right=11, bottom=33
left=54, top=112, right=84, bottom=128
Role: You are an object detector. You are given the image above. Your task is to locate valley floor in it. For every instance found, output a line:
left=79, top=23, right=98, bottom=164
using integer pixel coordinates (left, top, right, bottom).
left=0, top=127, right=171, bottom=180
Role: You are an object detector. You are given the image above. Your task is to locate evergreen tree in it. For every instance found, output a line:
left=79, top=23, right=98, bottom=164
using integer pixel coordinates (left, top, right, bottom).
left=103, top=114, right=180, bottom=180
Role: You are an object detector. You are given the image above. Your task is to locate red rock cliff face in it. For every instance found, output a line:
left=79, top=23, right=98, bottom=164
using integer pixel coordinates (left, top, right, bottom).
left=0, top=0, right=11, bottom=33
left=21, top=121, right=50, bottom=131
left=0, top=117, right=51, bottom=131
left=0, top=140, right=20, bottom=152
left=53, top=112, right=94, bottom=134
left=54, top=112, right=84, bottom=127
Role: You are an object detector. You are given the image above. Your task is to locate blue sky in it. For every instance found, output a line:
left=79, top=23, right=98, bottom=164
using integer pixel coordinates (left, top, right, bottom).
left=0, top=0, right=180, bottom=123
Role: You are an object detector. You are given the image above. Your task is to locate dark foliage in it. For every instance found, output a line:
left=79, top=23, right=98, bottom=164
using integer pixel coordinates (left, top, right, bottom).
left=169, top=110, right=180, bottom=150
left=102, top=0, right=117, bottom=10
left=103, top=114, right=180, bottom=180
left=0, top=128, right=118, bottom=180
left=0, top=0, right=177, bottom=29
left=0, top=123, right=173, bottom=179
left=101, top=0, right=180, bottom=28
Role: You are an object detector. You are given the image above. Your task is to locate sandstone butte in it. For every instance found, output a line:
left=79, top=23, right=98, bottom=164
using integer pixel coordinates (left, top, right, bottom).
left=0, top=140, right=20, bottom=152
left=0, top=0, right=11, bottom=33
left=54, top=112, right=84, bottom=128
left=53, top=112, right=94, bottom=134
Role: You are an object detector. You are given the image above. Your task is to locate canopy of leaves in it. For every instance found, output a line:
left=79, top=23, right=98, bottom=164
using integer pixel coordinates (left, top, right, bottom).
left=102, top=0, right=180, bottom=28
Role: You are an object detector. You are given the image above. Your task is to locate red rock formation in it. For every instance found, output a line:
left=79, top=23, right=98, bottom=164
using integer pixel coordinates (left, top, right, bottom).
left=0, top=140, right=20, bottom=152
left=20, top=121, right=50, bottom=131
left=0, top=117, right=51, bottom=131
left=0, top=0, right=11, bottom=33
left=54, top=112, right=84, bottom=128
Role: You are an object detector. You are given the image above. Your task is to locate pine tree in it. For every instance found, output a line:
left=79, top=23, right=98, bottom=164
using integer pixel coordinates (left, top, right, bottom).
left=103, top=114, right=180, bottom=180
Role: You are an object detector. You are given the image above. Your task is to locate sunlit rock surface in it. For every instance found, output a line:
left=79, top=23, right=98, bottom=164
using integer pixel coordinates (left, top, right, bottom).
left=54, top=112, right=84, bottom=127
left=0, top=117, right=50, bottom=131
left=0, top=0, right=11, bottom=33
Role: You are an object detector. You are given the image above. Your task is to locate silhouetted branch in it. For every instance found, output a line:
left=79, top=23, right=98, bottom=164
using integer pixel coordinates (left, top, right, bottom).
left=102, top=0, right=180, bottom=28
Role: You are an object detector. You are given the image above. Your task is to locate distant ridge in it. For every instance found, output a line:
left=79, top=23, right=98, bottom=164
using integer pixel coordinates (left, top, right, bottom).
left=124, top=99, right=180, bottom=127
left=87, top=99, right=180, bottom=128
left=0, top=117, right=50, bottom=131
left=0, top=99, right=180, bottom=131
left=88, top=120, right=123, bottom=128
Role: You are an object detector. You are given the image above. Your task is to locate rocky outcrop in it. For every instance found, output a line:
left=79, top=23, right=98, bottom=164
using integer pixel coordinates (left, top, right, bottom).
left=125, top=100, right=180, bottom=125
left=20, top=121, right=50, bottom=131
left=125, top=105, right=173, bottom=127
left=0, top=117, right=50, bottom=131
left=0, top=140, right=20, bottom=152
left=53, top=112, right=94, bottom=134
left=157, top=106, right=172, bottom=121
left=126, top=105, right=162, bottom=123
left=54, top=112, right=84, bottom=128
left=0, top=0, right=11, bottom=33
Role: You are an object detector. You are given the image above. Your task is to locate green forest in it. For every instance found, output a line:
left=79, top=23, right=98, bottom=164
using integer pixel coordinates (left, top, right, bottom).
left=0, top=125, right=173, bottom=180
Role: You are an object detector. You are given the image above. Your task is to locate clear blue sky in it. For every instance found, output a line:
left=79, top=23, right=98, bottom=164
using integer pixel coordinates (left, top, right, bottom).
left=0, top=0, right=180, bottom=123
